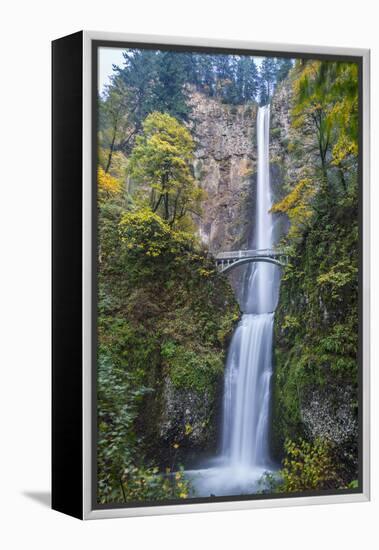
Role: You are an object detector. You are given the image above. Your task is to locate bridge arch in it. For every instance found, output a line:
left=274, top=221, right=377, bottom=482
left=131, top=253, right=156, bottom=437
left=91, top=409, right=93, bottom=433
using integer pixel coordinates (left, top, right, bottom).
left=214, top=249, right=288, bottom=274
left=217, top=256, right=285, bottom=274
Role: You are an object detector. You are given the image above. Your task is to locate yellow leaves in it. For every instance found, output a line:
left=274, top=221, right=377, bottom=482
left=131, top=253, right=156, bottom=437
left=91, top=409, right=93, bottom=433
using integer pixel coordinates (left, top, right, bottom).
left=291, top=113, right=306, bottom=129
left=173, top=443, right=179, bottom=449
left=271, top=179, right=313, bottom=214
left=119, top=208, right=174, bottom=258
left=332, top=136, right=358, bottom=166
left=142, top=112, right=194, bottom=158
left=330, top=95, right=359, bottom=165
left=185, top=423, right=193, bottom=436
left=98, top=167, right=122, bottom=196
left=281, top=438, right=338, bottom=492
left=108, top=150, right=128, bottom=179
left=198, top=268, right=213, bottom=278
left=271, top=179, right=316, bottom=242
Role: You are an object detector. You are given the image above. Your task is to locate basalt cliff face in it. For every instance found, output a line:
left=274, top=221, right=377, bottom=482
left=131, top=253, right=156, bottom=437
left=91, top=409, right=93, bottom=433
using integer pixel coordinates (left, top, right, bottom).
left=188, top=91, right=258, bottom=253
left=187, top=87, right=291, bottom=254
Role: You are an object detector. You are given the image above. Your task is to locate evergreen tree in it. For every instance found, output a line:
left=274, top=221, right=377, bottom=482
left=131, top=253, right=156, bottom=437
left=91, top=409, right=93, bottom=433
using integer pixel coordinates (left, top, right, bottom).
left=196, top=54, right=216, bottom=96
left=258, top=78, right=269, bottom=105
left=214, top=54, right=228, bottom=81
left=259, top=57, right=277, bottom=104
left=276, top=58, right=293, bottom=82
left=235, top=57, right=259, bottom=102
left=180, top=52, right=200, bottom=87
left=214, top=55, right=238, bottom=103
left=153, top=51, right=189, bottom=120
left=235, top=57, right=245, bottom=102
left=114, top=49, right=157, bottom=134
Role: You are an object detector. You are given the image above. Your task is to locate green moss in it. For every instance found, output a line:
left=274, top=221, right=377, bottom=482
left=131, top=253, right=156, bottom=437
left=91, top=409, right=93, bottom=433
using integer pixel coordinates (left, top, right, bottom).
left=162, top=342, right=224, bottom=393
left=272, top=192, right=359, bottom=459
left=271, top=127, right=281, bottom=138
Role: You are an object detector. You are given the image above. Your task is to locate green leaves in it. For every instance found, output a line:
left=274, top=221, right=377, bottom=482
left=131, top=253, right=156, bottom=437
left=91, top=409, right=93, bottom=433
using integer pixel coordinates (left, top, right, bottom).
left=127, top=112, right=204, bottom=229
left=119, top=208, right=195, bottom=260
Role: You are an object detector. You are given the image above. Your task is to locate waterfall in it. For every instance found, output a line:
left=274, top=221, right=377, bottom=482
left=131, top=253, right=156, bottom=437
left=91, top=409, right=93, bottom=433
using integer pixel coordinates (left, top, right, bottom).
left=221, top=312, right=274, bottom=468
left=221, top=105, right=279, bottom=470
left=187, top=105, right=280, bottom=496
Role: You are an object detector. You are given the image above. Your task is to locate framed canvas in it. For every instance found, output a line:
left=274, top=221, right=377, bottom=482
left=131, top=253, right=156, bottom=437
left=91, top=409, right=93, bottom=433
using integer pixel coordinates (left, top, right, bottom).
left=52, top=31, right=370, bottom=519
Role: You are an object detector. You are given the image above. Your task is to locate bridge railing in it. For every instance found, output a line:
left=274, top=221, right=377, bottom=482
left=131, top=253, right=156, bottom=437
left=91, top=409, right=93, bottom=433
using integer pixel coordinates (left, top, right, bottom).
left=215, top=248, right=287, bottom=260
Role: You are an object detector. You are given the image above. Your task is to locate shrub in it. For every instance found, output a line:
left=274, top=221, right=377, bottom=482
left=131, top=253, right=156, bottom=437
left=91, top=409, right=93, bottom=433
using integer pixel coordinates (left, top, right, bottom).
left=280, top=438, right=341, bottom=492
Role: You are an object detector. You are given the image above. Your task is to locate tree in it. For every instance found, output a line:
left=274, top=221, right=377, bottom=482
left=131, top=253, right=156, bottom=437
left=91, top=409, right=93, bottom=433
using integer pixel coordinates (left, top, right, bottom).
left=98, top=167, right=122, bottom=198
left=259, top=57, right=277, bottom=104
left=270, top=178, right=316, bottom=241
left=235, top=58, right=245, bottom=102
left=244, top=58, right=259, bottom=101
left=214, top=54, right=232, bottom=82
left=291, top=60, right=358, bottom=192
left=196, top=54, right=216, bottom=96
left=235, top=57, right=258, bottom=102
left=128, top=112, right=204, bottom=227
left=179, top=52, right=200, bottom=87
left=292, top=61, right=332, bottom=180
left=214, top=55, right=238, bottom=103
left=275, top=58, right=293, bottom=83
left=153, top=51, right=189, bottom=120
left=325, top=63, right=359, bottom=167
left=99, top=82, right=130, bottom=173
left=113, top=49, right=158, bottom=144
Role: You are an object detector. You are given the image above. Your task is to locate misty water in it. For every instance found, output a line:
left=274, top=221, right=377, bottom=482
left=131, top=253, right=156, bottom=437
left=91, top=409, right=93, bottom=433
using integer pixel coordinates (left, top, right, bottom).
left=186, top=105, right=281, bottom=497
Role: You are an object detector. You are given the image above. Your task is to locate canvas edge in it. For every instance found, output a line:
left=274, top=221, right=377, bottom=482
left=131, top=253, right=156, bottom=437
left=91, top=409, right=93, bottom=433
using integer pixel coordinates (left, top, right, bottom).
left=82, top=30, right=370, bottom=520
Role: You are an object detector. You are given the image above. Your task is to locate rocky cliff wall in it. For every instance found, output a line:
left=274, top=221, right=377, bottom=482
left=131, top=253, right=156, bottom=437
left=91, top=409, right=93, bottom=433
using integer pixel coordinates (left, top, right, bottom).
left=188, top=91, right=258, bottom=253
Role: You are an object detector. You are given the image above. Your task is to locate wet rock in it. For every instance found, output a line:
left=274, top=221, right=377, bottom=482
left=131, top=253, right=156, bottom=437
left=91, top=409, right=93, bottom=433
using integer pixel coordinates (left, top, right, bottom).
left=301, top=387, right=358, bottom=446
left=159, top=377, right=217, bottom=452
